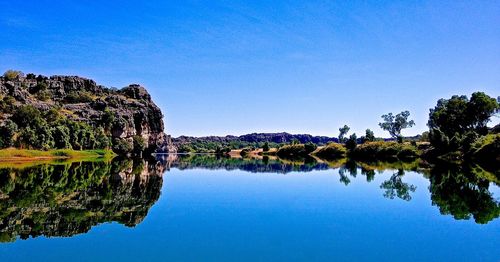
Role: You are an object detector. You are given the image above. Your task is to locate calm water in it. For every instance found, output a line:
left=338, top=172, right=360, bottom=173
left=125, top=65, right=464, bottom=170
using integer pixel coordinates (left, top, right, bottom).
left=0, top=155, right=498, bottom=261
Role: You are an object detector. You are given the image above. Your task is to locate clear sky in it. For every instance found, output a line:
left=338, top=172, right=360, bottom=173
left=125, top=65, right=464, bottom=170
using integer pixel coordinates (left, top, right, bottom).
left=1, top=1, right=499, bottom=137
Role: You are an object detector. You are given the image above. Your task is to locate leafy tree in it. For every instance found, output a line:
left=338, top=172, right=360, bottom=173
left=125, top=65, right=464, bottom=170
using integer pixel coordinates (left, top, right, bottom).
left=52, top=125, right=71, bottom=149
left=11, top=105, right=42, bottom=128
left=133, top=135, right=146, bottom=154
left=379, top=111, right=415, bottom=142
left=338, top=125, right=350, bottom=143
left=100, top=108, right=116, bottom=131
left=95, top=127, right=111, bottom=149
left=304, top=142, right=317, bottom=153
left=429, top=92, right=498, bottom=138
left=345, top=133, right=357, bottom=151
left=0, top=120, right=18, bottom=148
left=112, top=138, right=133, bottom=155
left=262, top=142, right=270, bottom=152
left=365, top=129, right=375, bottom=142
left=17, top=127, right=38, bottom=149
left=428, top=92, right=499, bottom=153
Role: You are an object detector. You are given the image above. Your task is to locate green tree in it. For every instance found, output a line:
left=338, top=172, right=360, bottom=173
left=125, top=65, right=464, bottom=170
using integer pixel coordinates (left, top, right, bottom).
left=0, top=120, right=18, bottom=148
left=428, top=92, right=499, bottom=153
left=262, top=142, right=270, bottom=152
left=338, top=125, right=350, bottom=143
left=379, top=111, right=415, bottom=142
left=95, top=127, right=111, bottom=149
left=304, top=142, right=317, bottom=153
left=133, top=135, right=146, bottom=154
left=345, top=133, right=357, bottom=151
left=11, top=105, right=42, bottom=128
left=365, top=129, right=375, bottom=142
left=52, top=125, right=71, bottom=149
left=112, top=138, right=133, bottom=155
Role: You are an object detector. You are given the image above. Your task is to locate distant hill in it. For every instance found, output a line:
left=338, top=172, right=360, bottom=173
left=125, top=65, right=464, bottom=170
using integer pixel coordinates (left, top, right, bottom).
left=173, top=132, right=339, bottom=149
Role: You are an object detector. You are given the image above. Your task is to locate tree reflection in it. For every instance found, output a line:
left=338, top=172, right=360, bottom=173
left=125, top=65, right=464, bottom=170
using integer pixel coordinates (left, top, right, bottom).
left=380, top=169, right=417, bottom=201
left=428, top=163, right=499, bottom=224
left=0, top=158, right=165, bottom=242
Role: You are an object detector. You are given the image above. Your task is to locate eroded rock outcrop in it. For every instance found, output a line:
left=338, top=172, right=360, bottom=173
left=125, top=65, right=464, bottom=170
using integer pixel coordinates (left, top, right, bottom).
left=0, top=73, right=175, bottom=153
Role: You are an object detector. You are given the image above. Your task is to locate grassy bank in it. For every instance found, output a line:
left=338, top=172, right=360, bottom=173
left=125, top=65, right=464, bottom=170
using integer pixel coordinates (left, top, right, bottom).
left=0, top=148, right=116, bottom=161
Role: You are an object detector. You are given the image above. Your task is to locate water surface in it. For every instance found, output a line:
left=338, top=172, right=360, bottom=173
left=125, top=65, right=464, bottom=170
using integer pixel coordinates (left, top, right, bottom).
left=0, top=155, right=498, bottom=261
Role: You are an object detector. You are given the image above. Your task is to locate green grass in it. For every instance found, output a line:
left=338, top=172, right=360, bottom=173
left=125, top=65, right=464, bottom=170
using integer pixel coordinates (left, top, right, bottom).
left=0, top=148, right=116, bottom=160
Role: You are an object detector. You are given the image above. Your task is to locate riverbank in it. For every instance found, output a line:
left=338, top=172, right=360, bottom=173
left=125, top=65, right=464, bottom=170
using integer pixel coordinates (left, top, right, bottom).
left=0, top=148, right=116, bottom=162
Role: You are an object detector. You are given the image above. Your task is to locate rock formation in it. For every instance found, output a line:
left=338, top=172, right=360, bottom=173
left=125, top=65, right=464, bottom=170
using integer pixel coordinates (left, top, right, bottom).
left=0, top=73, right=175, bottom=153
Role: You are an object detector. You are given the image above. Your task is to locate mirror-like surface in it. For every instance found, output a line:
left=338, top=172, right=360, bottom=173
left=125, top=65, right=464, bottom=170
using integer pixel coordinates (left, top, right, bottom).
left=0, top=155, right=498, bottom=261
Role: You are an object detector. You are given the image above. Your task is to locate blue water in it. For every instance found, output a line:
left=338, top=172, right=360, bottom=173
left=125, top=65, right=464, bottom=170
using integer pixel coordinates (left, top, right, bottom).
left=0, top=158, right=499, bottom=261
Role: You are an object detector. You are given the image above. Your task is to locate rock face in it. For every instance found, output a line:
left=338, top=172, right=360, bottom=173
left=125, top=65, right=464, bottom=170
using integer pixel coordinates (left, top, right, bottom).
left=0, top=74, right=175, bottom=153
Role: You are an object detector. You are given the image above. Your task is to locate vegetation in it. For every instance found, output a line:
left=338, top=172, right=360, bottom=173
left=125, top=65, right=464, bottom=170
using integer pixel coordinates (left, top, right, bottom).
left=312, top=143, right=346, bottom=159
left=0, top=148, right=115, bottom=160
left=0, top=71, right=165, bottom=157
left=351, top=141, right=419, bottom=160
left=338, top=125, right=350, bottom=143
left=427, top=92, right=499, bottom=159
left=0, top=158, right=162, bottom=242
left=277, top=143, right=317, bottom=158
left=379, top=111, right=415, bottom=143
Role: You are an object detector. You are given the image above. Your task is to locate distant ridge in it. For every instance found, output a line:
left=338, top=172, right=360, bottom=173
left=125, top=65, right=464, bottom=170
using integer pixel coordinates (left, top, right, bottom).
left=173, top=132, right=339, bottom=146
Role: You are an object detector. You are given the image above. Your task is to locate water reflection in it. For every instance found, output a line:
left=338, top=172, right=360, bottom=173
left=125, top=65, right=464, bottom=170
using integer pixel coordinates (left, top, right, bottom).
left=161, top=154, right=499, bottom=223
left=0, top=154, right=498, bottom=243
left=0, top=158, right=165, bottom=242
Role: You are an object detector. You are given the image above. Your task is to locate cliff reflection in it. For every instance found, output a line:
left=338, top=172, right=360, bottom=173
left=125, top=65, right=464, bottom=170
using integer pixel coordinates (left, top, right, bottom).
left=0, top=158, right=166, bottom=242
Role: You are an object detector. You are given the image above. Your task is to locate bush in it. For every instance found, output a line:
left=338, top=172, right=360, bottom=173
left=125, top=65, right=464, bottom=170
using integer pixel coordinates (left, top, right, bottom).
left=263, top=142, right=270, bottom=152
left=304, top=142, right=317, bottom=153
left=352, top=141, right=418, bottom=160
left=3, top=70, right=24, bottom=80
left=345, top=134, right=357, bottom=151
left=276, top=143, right=317, bottom=158
left=112, top=138, right=133, bottom=155
left=133, top=135, right=146, bottom=153
left=469, top=134, right=500, bottom=164
left=240, top=148, right=251, bottom=157
left=0, top=120, right=18, bottom=148
left=64, top=91, right=94, bottom=103
left=312, top=143, right=346, bottom=159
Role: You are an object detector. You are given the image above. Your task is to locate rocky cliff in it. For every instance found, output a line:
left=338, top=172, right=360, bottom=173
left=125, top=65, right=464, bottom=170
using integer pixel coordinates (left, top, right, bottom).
left=0, top=72, right=175, bottom=153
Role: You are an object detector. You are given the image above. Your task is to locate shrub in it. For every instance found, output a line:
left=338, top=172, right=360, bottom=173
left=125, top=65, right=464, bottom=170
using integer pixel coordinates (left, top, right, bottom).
left=352, top=141, right=419, bottom=160
left=312, top=143, right=346, bottom=159
left=345, top=134, right=357, bottom=151
left=263, top=142, right=270, bottom=152
left=112, top=138, right=133, bottom=155
left=0, top=120, right=18, bottom=148
left=133, top=135, right=146, bottom=153
left=304, top=142, right=317, bottom=153
left=3, top=70, right=24, bottom=80
left=276, top=143, right=317, bottom=158
left=64, top=91, right=94, bottom=103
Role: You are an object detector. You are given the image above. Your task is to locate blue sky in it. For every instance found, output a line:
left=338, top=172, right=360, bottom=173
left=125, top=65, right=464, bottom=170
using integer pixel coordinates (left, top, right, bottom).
left=1, top=1, right=499, bottom=137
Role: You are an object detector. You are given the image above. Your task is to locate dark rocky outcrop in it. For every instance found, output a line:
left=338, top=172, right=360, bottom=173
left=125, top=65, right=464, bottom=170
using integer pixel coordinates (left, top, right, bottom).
left=0, top=74, right=175, bottom=153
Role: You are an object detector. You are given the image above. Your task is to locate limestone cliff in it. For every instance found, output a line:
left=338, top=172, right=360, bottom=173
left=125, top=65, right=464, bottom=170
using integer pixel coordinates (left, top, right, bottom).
left=0, top=73, right=175, bottom=153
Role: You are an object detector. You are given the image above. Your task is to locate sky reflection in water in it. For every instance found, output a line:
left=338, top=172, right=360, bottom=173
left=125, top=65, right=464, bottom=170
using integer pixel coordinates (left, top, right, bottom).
left=0, top=155, right=498, bottom=261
